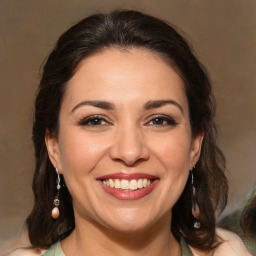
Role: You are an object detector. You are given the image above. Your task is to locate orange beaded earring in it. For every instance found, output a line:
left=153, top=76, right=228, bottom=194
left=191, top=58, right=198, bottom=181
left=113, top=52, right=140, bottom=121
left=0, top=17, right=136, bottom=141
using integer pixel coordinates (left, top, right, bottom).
left=191, top=168, right=200, bottom=229
left=51, top=168, right=61, bottom=219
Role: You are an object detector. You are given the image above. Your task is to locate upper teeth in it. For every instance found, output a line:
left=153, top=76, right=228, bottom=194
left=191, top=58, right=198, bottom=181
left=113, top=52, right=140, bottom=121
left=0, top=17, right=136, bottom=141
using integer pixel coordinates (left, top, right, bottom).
left=102, top=178, right=152, bottom=190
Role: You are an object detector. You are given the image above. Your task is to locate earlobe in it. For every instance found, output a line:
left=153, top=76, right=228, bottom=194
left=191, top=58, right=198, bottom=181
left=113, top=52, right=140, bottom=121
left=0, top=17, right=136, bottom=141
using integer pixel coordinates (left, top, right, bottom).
left=45, top=129, right=63, bottom=174
left=190, top=130, right=204, bottom=169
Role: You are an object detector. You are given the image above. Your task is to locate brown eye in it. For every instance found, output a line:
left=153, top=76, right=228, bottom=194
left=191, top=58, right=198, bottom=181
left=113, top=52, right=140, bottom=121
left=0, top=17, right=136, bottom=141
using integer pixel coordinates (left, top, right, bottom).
left=79, top=116, right=108, bottom=126
left=148, top=115, right=177, bottom=126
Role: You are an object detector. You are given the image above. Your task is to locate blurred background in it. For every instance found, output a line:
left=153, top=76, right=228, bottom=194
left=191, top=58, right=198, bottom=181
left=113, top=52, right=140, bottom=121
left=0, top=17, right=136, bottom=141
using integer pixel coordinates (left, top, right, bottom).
left=0, top=0, right=255, bottom=254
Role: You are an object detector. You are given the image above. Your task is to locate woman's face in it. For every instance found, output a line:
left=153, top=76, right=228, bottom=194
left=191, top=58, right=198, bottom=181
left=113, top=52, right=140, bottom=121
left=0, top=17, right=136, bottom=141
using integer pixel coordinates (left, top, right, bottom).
left=46, top=48, right=203, bottom=233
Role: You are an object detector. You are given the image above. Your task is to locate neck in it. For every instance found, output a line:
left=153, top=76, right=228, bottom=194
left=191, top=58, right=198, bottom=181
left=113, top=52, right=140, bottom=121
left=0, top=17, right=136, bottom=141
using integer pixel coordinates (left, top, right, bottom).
left=61, top=212, right=181, bottom=256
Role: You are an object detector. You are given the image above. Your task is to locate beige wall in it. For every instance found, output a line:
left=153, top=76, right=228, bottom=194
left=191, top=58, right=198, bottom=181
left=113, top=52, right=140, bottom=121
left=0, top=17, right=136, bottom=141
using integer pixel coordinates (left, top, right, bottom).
left=1, top=0, right=256, bottom=254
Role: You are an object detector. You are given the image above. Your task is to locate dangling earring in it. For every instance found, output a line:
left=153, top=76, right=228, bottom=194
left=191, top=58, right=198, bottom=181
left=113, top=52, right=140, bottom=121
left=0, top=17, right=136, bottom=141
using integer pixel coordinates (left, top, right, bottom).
left=51, top=168, right=61, bottom=219
left=191, top=168, right=200, bottom=229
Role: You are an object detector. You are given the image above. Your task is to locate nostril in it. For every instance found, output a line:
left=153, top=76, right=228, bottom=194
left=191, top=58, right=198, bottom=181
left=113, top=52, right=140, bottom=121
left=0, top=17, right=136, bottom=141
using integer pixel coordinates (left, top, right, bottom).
left=109, top=136, right=149, bottom=166
left=112, top=157, right=149, bottom=167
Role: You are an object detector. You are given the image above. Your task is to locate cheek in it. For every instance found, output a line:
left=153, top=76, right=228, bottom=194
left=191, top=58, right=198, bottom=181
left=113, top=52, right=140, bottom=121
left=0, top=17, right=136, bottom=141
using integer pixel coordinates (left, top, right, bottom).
left=146, top=134, right=191, bottom=212
left=149, top=130, right=191, bottom=201
left=58, top=130, right=109, bottom=175
left=57, top=131, right=110, bottom=208
left=150, top=131, right=192, bottom=173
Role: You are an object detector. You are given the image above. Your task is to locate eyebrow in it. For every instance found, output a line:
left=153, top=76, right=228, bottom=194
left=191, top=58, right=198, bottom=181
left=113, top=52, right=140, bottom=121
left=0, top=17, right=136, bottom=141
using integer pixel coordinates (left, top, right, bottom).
left=70, top=100, right=115, bottom=114
left=70, top=99, right=184, bottom=115
left=143, top=100, right=184, bottom=114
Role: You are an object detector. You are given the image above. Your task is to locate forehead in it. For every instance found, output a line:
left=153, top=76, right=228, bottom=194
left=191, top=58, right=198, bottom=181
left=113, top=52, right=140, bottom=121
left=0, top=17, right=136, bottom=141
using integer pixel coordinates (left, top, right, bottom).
left=62, top=48, right=188, bottom=111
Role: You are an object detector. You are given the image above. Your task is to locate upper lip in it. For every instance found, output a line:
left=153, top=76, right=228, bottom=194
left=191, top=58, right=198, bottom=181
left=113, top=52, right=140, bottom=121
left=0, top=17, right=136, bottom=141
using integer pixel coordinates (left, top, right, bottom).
left=97, top=172, right=158, bottom=180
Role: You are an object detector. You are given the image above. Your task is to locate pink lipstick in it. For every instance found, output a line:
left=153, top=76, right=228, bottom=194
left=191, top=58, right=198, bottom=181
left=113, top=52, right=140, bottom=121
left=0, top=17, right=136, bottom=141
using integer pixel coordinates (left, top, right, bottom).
left=97, top=173, right=159, bottom=200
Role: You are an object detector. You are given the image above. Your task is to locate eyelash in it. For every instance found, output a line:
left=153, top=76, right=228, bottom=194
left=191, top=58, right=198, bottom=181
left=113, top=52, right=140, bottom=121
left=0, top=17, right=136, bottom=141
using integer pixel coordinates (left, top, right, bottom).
left=78, top=115, right=109, bottom=126
left=147, top=115, right=177, bottom=127
left=78, top=115, right=177, bottom=127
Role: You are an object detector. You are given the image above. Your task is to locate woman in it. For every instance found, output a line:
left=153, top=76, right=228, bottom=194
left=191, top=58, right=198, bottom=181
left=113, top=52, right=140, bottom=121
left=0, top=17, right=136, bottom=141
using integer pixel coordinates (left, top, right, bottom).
left=8, top=10, right=251, bottom=256
left=220, top=185, right=256, bottom=255
left=241, top=190, right=256, bottom=254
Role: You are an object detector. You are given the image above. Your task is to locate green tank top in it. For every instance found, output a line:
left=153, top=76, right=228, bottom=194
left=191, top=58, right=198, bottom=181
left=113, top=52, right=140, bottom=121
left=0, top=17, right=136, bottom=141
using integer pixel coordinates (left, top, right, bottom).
left=42, top=236, right=194, bottom=256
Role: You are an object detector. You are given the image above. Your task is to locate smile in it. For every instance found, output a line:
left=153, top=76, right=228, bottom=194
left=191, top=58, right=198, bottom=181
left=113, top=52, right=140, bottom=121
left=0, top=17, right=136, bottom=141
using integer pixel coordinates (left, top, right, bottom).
left=97, top=173, right=159, bottom=200
left=102, top=178, right=153, bottom=190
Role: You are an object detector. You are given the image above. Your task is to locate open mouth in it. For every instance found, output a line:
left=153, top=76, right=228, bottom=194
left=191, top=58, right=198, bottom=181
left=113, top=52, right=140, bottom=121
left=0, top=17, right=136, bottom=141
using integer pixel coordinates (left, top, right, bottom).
left=97, top=175, right=159, bottom=200
left=101, top=178, right=155, bottom=191
left=97, top=173, right=159, bottom=200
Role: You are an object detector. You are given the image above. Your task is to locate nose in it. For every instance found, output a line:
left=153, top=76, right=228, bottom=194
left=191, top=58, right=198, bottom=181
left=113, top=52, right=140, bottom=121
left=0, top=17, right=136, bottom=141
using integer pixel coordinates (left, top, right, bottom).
left=109, top=125, right=149, bottom=166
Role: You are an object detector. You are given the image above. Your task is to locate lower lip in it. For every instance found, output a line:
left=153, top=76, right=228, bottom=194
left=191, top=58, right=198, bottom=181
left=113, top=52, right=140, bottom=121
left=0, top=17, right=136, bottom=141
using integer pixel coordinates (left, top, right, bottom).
left=99, top=180, right=159, bottom=200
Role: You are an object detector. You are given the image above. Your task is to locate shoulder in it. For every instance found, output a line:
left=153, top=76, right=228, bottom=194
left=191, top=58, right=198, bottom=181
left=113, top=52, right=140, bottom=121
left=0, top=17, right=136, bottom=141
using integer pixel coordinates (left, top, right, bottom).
left=189, top=228, right=252, bottom=256
left=3, top=248, right=46, bottom=256
left=214, top=228, right=252, bottom=256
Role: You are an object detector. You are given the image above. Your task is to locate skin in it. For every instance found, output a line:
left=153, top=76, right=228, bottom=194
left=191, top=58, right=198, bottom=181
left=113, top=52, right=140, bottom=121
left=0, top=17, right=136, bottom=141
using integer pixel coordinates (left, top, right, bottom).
left=46, top=48, right=203, bottom=256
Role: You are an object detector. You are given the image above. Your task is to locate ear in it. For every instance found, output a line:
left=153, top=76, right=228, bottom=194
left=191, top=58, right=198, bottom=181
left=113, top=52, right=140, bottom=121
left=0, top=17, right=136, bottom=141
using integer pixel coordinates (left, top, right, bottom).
left=45, top=129, right=63, bottom=174
left=189, top=130, right=204, bottom=170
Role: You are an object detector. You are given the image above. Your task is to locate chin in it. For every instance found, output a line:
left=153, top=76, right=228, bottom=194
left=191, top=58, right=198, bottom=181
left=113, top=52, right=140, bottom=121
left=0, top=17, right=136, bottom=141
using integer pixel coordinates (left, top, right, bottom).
left=107, top=221, right=153, bottom=234
left=100, top=210, right=159, bottom=234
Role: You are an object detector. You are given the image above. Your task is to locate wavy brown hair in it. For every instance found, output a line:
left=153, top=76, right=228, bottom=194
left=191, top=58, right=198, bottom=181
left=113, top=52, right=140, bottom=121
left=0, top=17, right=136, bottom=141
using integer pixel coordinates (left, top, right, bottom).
left=27, top=10, right=228, bottom=251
